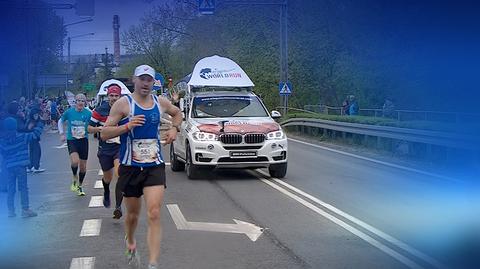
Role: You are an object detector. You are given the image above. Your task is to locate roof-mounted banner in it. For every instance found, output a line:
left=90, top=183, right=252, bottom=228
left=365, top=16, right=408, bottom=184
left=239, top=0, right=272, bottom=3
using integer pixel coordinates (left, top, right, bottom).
left=188, top=55, right=255, bottom=88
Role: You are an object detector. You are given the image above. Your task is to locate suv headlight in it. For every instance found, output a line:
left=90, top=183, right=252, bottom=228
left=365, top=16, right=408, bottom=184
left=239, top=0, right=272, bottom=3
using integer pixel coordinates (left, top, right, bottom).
left=192, top=131, right=218, bottom=141
left=266, top=130, right=285, bottom=140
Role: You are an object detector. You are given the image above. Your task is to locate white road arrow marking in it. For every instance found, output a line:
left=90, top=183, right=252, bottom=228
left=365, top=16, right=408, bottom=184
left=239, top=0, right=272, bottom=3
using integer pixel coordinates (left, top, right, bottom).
left=166, top=204, right=264, bottom=242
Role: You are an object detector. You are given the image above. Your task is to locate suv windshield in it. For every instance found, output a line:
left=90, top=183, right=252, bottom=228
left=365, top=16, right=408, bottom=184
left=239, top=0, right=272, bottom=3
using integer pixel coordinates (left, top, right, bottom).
left=192, top=96, right=269, bottom=118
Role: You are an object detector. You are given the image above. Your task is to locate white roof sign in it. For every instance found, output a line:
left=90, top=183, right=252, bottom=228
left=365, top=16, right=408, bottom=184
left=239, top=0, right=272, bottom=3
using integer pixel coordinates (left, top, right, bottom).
left=188, top=55, right=254, bottom=87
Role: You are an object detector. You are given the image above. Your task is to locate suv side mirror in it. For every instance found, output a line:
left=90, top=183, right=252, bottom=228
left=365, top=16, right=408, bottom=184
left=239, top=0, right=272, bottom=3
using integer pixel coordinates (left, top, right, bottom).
left=271, top=110, right=281, bottom=119
left=179, top=98, right=184, bottom=111
left=179, top=98, right=186, bottom=120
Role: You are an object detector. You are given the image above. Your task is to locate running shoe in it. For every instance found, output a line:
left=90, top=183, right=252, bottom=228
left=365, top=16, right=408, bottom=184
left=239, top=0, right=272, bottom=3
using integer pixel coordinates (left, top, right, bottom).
left=125, top=236, right=140, bottom=268
left=113, top=207, right=123, bottom=219
left=147, top=264, right=158, bottom=269
left=21, top=209, right=38, bottom=218
left=103, top=192, right=111, bottom=208
left=77, top=186, right=86, bottom=196
left=70, top=179, right=78, bottom=192
left=32, top=168, right=45, bottom=173
left=27, top=167, right=32, bottom=173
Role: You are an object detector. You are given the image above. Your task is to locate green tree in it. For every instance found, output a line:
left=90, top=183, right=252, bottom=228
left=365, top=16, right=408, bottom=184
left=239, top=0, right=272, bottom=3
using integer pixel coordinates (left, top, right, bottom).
left=96, top=51, right=114, bottom=86
left=0, top=0, right=65, bottom=100
left=72, top=57, right=96, bottom=95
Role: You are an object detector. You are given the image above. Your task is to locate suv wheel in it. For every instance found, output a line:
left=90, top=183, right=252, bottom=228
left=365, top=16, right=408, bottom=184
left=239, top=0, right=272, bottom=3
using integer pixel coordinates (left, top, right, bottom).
left=186, top=143, right=201, bottom=179
left=170, top=144, right=185, bottom=172
left=268, top=163, right=287, bottom=178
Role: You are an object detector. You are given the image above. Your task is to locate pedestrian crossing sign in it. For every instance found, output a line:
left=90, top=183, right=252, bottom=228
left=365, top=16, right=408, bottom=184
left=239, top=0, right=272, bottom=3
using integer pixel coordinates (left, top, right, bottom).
left=279, top=82, right=292, bottom=95
left=199, top=0, right=215, bottom=15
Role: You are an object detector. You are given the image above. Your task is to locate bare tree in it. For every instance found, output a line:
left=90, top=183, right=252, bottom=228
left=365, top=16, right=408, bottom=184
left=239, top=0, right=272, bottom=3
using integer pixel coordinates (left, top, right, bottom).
left=122, top=2, right=196, bottom=74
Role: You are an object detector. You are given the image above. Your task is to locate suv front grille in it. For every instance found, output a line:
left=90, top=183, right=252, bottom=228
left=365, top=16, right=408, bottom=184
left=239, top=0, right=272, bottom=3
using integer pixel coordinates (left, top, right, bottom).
left=219, top=134, right=242, bottom=144
left=245, top=133, right=265, bottom=144
left=219, top=133, right=266, bottom=144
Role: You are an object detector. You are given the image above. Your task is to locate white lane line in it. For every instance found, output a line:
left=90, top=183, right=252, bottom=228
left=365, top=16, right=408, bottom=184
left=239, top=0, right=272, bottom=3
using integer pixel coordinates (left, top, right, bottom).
left=80, top=219, right=102, bottom=237
left=288, top=138, right=460, bottom=183
left=94, top=180, right=103, bottom=189
left=70, top=257, right=95, bottom=269
left=256, top=169, right=446, bottom=269
left=88, top=196, right=104, bottom=208
left=258, top=176, right=423, bottom=269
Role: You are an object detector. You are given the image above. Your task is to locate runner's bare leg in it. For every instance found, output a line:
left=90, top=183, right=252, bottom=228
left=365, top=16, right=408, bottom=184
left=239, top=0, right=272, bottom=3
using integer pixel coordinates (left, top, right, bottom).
left=125, top=197, right=142, bottom=246
left=143, top=185, right=165, bottom=265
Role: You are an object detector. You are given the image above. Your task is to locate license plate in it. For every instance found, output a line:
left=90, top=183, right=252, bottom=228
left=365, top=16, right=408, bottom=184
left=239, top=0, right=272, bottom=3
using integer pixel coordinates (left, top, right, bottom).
left=230, top=151, right=257, bottom=158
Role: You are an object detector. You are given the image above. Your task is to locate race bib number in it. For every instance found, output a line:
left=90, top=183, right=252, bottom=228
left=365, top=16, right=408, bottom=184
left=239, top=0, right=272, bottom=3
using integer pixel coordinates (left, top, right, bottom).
left=132, top=139, right=159, bottom=163
left=106, top=136, right=120, bottom=144
left=71, top=126, right=86, bottom=139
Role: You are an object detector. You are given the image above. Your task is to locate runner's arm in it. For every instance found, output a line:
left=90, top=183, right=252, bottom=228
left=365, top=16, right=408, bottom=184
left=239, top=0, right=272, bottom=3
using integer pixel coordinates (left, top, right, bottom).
left=101, top=97, right=145, bottom=140
left=87, top=124, right=102, bottom=134
left=57, top=117, right=65, bottom=135
left=159, top=96, right=182, bottom=129
left=158, top=96, right=182, bottom=144
left=88, top=111, right=102, bottom=134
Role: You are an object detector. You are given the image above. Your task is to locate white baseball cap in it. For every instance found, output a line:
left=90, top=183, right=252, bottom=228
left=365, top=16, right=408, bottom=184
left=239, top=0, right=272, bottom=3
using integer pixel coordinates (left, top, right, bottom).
left=134, top=64, right=155, bottom=78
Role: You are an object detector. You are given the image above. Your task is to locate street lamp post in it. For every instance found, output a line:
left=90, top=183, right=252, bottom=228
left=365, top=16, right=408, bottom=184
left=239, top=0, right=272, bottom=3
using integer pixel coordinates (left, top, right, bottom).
left=62, top=18, right=93, bottom=66
left=64, top=18, right=93, bottom=27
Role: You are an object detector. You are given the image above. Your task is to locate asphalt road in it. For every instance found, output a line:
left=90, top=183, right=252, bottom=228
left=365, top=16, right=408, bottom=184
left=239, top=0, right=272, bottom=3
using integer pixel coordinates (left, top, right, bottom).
left=0, top=131, right=478, bottom=269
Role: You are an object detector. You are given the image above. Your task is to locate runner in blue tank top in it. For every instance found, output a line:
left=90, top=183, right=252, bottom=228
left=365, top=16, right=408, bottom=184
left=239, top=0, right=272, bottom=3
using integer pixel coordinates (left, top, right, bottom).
left=101, top=64, right=182, bottom=269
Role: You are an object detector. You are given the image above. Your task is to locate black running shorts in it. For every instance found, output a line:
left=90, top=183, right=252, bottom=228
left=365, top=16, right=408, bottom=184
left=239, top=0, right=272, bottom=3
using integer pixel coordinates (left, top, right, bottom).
left=97, top=151, right=119, bottom=171
left=118, top=164, right=166, bottom=198
left=67, top=138, right=89, bottom=160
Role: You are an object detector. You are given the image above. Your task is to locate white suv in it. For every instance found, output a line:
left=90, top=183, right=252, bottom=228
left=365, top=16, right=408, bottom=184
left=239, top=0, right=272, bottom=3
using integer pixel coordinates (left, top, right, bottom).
left=170, top=90, right=288, bottom=179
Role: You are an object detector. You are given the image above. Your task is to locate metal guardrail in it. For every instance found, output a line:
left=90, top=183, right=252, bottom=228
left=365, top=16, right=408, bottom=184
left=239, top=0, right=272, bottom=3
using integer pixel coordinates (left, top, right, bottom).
left=302, top=105, right=479, bottom=123
left=280, top=117, right=479, bottom=151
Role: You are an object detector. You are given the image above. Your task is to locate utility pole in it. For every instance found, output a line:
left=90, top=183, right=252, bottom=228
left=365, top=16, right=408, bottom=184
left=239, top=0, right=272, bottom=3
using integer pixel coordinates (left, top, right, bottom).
left=67, top=37, right=71, bottom=73
left=280, top=0, right=288, bottom=115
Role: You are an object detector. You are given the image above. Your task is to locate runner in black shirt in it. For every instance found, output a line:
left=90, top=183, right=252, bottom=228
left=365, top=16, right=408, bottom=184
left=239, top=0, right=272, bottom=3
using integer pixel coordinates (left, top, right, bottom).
left=88, top=83, right=124, bottom=218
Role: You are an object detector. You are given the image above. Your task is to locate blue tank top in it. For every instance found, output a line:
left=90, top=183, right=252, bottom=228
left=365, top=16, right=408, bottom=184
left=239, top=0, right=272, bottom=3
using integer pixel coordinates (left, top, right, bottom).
left=119, top=95, right=164, bottom=167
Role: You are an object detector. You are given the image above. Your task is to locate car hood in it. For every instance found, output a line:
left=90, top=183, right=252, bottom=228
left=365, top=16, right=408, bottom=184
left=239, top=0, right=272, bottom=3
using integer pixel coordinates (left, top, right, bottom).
left=192, top=117, right=280, bottom=135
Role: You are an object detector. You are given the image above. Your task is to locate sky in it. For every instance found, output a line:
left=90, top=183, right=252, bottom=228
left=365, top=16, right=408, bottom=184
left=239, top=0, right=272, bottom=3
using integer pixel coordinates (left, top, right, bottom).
left=51, top=0, right=160, bottom=55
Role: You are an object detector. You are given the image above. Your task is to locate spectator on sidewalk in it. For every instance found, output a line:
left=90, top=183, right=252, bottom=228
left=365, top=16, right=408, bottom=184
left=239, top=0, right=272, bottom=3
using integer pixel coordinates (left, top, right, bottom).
left=341, top=97, right=350, bottom=116
left=348, top=95, right=359, bottom=116
left=382, top=98, right=395, bottom=118
left=26, top=108, right=45, bottom=173
left=0, top=117, right=43, bottom=218
left=50, top=98, right=60, bottom=130
left=7, top=101, right=26, bottom=131
left=0, top=109, right=6, bottom=193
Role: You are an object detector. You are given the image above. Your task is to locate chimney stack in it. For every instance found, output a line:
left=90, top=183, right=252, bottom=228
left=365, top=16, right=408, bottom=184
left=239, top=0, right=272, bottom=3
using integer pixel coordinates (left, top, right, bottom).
left=113, top=15, right=120, bottom=65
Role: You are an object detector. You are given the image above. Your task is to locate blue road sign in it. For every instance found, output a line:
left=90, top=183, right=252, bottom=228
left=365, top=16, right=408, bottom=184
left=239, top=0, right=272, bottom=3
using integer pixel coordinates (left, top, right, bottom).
left=153, top=72, right=164, bottom=91
left=199, top=0, right=215, bottom=15
left=279, top=81, right=292, bottom=95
